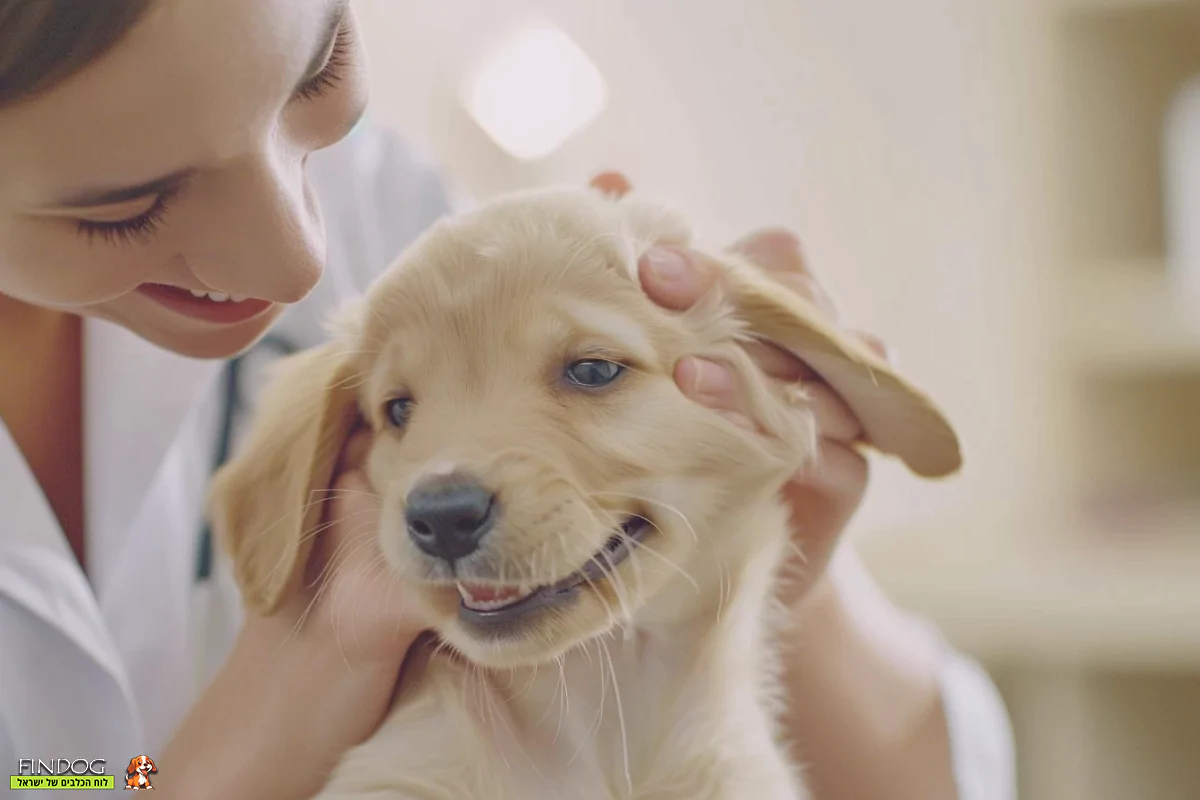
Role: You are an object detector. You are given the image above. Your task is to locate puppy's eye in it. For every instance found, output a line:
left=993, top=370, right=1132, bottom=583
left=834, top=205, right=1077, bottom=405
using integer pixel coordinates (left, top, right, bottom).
left=385, top=397, right=413, bottom=428
left=565, top=359, right=624, bottom=388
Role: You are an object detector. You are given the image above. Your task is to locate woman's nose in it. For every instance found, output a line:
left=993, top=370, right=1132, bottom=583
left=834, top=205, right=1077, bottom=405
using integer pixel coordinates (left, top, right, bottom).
left=182, top=151, right=325, bottom=304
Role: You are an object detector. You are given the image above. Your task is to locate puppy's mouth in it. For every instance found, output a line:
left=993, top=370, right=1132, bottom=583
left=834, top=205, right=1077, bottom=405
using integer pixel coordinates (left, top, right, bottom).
left=456, top=516, right=651, bottom=629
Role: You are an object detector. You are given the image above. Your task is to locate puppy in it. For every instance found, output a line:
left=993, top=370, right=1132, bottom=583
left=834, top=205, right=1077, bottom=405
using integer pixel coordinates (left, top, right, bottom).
left=210, top=186, right=961, bottom=799
left=124, top=755, right=156, bottom=790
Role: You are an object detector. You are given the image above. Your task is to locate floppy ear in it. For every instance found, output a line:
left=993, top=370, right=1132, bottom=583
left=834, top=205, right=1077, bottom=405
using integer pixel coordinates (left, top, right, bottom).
left=718, top=251, right=962, bottom=478
left=125, top=758, right=138, bottom=776
left=608, top=191, right=962, bottom=479
left=147, top=758, right=156, bottom=774
left=207, top=340, right=363, bottom=615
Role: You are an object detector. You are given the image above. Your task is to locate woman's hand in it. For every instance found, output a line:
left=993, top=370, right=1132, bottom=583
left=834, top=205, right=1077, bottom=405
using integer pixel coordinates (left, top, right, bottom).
left=590, top=171, right=878, bottom=600
left=158, top=430, right=427, bottom=800
left=591, top=171, right=959, bottom=799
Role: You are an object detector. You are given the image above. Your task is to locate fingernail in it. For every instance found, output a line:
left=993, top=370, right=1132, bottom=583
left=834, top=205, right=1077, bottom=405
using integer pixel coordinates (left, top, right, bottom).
left=643, top=246, right=691, bottom=286
left=684, top=357, right=732, bottom=398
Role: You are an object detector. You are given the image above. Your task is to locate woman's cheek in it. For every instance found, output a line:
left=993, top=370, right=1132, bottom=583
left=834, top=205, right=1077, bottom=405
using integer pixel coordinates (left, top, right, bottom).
left=0, top=219, right=162, bottom=308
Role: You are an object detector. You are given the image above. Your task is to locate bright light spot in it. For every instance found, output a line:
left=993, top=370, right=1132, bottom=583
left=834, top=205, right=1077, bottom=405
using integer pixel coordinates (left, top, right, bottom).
left=462, top=22, right=607, bottom=161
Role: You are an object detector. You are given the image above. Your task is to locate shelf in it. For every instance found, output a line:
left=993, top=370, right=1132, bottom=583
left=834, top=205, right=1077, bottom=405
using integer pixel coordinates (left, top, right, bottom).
left=1066, top=260, right=1200, bottom=376
left=860, top=508, right=1200, bottom=670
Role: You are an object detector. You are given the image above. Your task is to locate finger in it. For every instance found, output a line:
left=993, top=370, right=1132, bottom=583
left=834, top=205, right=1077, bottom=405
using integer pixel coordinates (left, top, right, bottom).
left=324, top=470, right=381, bottom=547
left=850, top=329, right=892, bottom=363
left=790, top=439, right=870, bottom=503
left=772, top=272, right=839, bottom=322
left=728, top=227, right=806, bottom=275
left=336, top=426, right=374, bottom=474
left=639, top=246, right=722, bottom=311
left=774, top=443, right=869, bottom=607
left=786, top=442, right=869, bottom=546
left=589, top=171, right=632, bottom=198
left=742, top=339, right=809, bottom=381
left=675, top=356, right=739, bottom=411
left=801, top=381, right=863, bottom=443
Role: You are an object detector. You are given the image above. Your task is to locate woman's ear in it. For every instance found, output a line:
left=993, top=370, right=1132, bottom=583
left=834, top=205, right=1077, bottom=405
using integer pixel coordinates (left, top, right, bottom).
left=719, top=251, right=963, bottom=479
left=207, top=340, right=363, bottom=615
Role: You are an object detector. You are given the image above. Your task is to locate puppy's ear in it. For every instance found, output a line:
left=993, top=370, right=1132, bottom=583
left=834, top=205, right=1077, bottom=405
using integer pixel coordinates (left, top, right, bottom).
left=146, top=758, right=156, bottom=774
left=720, top=252, right=962, bottom=478
left=606, top=194, right=961, bottom=477
left=207, top=341, right=362, bottom=614
left=125, top=758, right=138, bottom=776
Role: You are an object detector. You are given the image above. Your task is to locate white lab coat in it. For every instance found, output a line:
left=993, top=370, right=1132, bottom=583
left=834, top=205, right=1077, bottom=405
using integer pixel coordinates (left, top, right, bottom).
left=0, top=121, right=1013, bottom=799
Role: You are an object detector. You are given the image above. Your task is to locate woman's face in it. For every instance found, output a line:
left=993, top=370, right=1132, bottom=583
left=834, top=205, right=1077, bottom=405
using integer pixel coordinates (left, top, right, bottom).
left=0, top=0, right=367, bottom=359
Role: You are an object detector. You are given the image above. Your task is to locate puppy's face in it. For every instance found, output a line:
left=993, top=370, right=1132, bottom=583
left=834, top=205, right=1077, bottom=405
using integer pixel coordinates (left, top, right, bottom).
left=353, top=209, right=808, bottom=668
left=127, top=756, right=155, bottom=775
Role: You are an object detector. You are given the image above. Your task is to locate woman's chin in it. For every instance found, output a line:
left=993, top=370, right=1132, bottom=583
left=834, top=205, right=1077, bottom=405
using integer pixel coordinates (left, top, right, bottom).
left=89, top=296, right=288, bottom=360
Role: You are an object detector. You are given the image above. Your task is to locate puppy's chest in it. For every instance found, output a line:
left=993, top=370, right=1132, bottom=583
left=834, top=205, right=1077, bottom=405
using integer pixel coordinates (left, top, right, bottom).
left=462, top=636, right=778, bottom=798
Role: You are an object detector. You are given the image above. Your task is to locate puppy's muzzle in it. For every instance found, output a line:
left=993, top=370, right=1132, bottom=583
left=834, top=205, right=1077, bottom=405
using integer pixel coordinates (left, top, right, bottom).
left=405, top=472, right=499, bottom=563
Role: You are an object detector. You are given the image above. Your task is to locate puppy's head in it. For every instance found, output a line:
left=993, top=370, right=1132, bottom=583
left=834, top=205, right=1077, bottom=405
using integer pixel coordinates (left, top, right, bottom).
left=126, top=756, right=155, bottom=775
left=210, top=187, right=961, bottom=669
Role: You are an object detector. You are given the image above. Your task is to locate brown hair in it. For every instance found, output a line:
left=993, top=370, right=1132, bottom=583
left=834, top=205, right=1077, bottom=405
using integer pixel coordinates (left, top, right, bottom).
left=0, top=0, right=155, bottom=109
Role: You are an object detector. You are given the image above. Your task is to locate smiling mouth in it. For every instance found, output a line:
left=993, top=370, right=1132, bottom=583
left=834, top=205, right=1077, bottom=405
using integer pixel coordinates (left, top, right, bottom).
left=137, top=283, right=274, bottom=325
left=456, top=516, right=651, bottom=630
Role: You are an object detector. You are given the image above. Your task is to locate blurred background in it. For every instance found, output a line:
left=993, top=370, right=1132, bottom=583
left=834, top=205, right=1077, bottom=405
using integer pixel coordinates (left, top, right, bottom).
left=350, top=0, right=1200, bottom=796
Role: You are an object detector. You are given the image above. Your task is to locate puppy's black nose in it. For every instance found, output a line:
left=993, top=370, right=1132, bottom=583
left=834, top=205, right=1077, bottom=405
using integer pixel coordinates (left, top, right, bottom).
left=405, top=473, right=498, bottom=562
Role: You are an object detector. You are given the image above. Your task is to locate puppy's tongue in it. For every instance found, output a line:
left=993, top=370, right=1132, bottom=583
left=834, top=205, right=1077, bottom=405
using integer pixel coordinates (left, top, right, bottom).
left=457, top=582, right=532, bottom=611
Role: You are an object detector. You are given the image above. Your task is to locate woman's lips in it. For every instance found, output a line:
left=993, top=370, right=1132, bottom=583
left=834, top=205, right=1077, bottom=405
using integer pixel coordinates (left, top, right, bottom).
left=137, top=283, right=275, bottom=324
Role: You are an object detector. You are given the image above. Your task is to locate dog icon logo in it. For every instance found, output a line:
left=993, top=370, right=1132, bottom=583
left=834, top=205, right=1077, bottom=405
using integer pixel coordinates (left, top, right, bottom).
left=124, top=755, right=157, bottom=790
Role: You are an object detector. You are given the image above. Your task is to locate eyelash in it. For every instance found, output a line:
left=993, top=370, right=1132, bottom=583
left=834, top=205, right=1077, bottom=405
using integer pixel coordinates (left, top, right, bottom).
left=293, top=22, right=353, bottom=103
left=75, top=188, right=178, bottom=247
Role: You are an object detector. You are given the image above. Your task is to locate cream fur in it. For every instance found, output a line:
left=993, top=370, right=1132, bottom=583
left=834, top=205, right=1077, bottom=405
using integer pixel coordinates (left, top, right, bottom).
left=209, top=186, right=961, bottom=799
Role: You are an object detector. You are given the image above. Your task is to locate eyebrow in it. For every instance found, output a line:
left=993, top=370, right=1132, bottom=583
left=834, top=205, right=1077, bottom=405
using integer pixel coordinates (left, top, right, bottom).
left=560, top=302, right=657, bottom=365
left=295, top=0, right=349, bottom=94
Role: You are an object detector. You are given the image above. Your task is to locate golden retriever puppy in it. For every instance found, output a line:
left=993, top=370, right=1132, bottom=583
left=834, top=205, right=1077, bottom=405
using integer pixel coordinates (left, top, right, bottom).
left=209, top=186, right=961, bottom=800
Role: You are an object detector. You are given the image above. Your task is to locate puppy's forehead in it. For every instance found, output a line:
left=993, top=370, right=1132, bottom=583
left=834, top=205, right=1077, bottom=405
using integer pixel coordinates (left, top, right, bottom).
left=363, top=204, right=645, bottom=347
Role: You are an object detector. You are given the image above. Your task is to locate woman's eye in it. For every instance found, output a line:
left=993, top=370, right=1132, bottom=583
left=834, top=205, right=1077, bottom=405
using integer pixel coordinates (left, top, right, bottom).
left=385, top=397, right=413, bottom=428
left=75, top=190, right=177, bottom=247
left=564, top=359, right=625, bottom=388
left=293, top=22, right=352, bottom=103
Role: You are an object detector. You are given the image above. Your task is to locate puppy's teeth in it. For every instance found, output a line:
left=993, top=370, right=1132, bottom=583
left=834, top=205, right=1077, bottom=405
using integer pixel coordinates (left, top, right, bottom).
left=189, top=289, right=207, bottom=298
left=207, top=292, right=231, bottom=302
left=456, top=583, right=472, bottom=603
left=230, top=294, right=247, bottom=303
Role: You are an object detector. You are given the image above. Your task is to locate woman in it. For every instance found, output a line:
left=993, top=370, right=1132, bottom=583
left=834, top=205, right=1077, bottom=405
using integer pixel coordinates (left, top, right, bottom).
left=0, top=1, right=1013, bottom=798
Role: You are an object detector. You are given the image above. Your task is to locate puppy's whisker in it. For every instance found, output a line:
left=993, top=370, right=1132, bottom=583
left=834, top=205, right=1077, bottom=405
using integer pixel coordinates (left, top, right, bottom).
left=600, top=639, right=633, bottom=795
left=589, top=491, right=699, bottom=543
left=279, top=525, right=379, bottom=651
left=593, top=548, right=634, bottom=629
left=616, top=527, right=699, bottom=592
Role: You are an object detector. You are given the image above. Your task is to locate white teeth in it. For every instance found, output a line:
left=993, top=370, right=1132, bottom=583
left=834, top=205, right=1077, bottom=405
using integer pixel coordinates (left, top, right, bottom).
left=184, top=288, right=240, bottom=302
left=456, top=582, right=535, bottom=612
